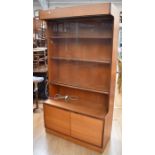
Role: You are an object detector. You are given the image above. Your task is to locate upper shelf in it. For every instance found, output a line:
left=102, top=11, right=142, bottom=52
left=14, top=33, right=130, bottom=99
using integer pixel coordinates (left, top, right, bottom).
left=51, top=57, right=111, bottom=64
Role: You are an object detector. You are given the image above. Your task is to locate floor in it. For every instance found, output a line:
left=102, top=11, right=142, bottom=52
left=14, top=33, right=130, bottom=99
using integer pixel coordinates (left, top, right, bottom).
left=33, top=86, right=122, bottom=155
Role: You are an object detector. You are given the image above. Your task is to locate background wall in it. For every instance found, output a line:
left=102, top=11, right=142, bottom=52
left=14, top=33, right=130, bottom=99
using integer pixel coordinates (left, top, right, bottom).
left=33, top=0, right=122, bottom=12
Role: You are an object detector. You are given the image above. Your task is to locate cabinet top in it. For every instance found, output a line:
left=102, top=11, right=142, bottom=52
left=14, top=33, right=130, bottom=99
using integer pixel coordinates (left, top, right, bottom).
left=39, top=3, right=119, bottom=20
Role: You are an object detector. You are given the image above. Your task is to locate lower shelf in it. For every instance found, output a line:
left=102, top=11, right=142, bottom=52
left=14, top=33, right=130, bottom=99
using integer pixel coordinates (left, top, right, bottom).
left=50, top=81, right=109, bottom=95
left=44, top=99, right=107, bottom=119
left=51, top=57, right=111, bottom=64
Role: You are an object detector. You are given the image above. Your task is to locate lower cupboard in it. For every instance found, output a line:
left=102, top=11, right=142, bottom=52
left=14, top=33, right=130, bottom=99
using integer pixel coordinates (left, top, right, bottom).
left=44, top=104, right=104, bottom=147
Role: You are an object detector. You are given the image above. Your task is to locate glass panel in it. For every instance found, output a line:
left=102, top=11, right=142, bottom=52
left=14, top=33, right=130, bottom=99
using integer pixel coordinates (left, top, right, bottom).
left=49, top=16, right=113, bottom=93
left=51, top=17, right=113, bottom=38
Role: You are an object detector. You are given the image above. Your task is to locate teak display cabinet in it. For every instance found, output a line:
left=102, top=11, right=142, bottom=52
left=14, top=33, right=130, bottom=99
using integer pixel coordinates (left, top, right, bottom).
left=39, top=3, right=119, bottom=152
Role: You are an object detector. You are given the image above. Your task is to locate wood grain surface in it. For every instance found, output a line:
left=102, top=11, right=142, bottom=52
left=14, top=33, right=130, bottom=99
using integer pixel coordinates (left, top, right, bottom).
left=44, top=105, right=70, bottom=135
left=39, top=3, right=111, bottom=19
left=71, top=113, right=103, bottom=147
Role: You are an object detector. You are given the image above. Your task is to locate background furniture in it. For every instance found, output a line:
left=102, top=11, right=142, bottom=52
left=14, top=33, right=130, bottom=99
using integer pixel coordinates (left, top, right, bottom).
left=33, top=76, right=44, bottom=112
left=33, top=13, right=47, bottom=47
left=39, top=3, right=119, bottom=152
left=33, top=47, right=48, bottom=99
left=33, top=47, right=48, bottom=71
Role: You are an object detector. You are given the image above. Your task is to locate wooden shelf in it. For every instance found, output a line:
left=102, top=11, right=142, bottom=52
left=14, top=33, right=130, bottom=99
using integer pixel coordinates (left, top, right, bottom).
left=51, top=57, right=111, bottom=64
left=44, top=99, right=107, bottom=119
left=50, top=35, right=112, bottom=39
left=50, top=81, right=109, bottom=95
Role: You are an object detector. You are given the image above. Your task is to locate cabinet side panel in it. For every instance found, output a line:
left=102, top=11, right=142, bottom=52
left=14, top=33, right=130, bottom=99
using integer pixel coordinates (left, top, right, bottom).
left=103, top=5, right=119, bottom=149
left=109, top=4, right=120, bottom=114
left=103, top=114, right=113, bottom=148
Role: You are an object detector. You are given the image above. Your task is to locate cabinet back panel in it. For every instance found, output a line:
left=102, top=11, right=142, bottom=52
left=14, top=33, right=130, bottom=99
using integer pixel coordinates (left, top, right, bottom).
left=59, top=86, right=108, bottom=105
left=51, top=60, right=110, bottom=92
left=51, top=39, right=112, bottom=61
left=49, top=85, right=108, bottom=117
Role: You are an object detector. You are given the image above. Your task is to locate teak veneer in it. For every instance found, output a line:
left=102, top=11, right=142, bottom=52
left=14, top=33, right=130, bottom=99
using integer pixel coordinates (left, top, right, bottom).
left=40, top=3, right=119, bottom=152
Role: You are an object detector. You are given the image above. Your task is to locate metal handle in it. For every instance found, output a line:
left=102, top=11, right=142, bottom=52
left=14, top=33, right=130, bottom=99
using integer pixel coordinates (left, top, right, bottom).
left=54, top=94, right=79, bottom=102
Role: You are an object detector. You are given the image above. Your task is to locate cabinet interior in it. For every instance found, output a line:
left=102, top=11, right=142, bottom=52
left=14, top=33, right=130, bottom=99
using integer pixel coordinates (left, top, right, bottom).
left=47, top=16, right=114, bottom=119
